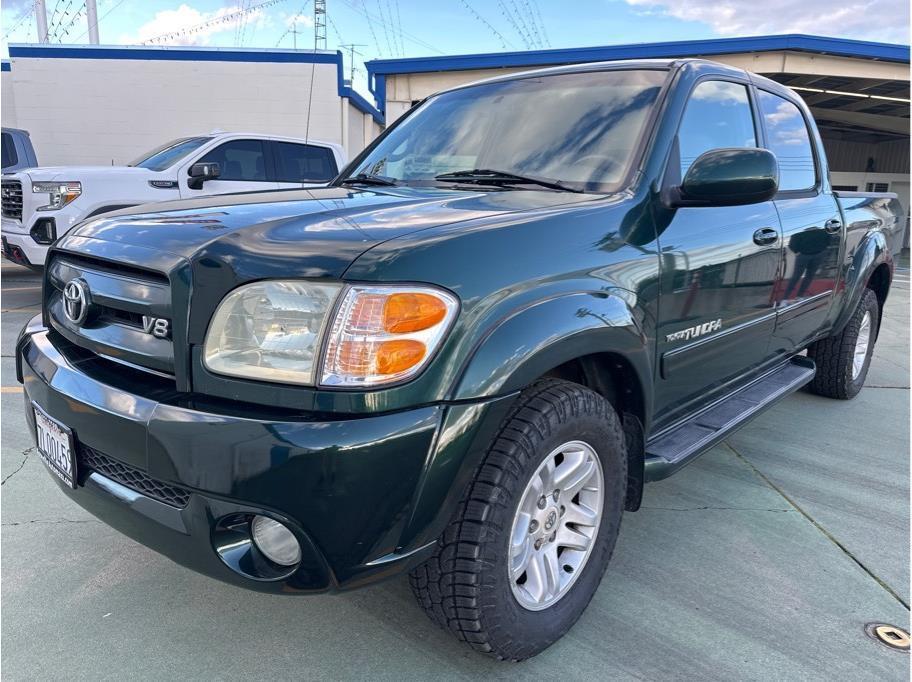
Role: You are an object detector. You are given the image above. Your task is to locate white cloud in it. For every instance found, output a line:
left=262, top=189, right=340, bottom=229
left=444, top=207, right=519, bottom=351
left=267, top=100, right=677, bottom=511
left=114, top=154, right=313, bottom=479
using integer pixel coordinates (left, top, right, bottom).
left=117, top=3, right=270, bottom=46
left=282, top=11, right=315, bottom=29
left=624, top=0, right=910, bottom=43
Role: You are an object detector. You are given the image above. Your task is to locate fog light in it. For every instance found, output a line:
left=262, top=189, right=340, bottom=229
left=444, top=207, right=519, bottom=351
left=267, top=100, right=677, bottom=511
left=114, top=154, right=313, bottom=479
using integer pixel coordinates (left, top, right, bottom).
left=250, top=515, right=301, bottom=566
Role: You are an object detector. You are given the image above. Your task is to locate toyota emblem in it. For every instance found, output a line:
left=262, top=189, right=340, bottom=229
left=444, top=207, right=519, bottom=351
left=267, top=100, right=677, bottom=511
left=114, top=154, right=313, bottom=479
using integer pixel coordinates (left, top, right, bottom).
left=63, top=279, right=90, bottom=325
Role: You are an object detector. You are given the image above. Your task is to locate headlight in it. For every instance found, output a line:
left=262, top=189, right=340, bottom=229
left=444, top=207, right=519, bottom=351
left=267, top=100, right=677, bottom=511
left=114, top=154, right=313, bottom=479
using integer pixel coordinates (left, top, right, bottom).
left=203, top=281, right=458, bottom=388
left=320, top=285, right=458, bottom=387
left=32, top=181, right=82, bottom=211
left=203, top=280, right=342, bottom=385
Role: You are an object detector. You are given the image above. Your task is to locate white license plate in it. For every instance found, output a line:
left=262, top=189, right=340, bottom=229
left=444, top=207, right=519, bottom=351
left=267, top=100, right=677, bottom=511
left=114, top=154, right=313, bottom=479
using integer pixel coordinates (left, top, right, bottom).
left=33, top=403, right=76, bottom=488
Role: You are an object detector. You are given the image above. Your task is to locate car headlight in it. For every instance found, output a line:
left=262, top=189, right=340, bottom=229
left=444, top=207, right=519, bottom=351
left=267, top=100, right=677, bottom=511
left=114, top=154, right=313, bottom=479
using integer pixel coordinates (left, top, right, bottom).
left=203, top=280, right=342, bottom=385
left=203, top=281, right=458, bottom=388
left=32, top=181, right=81, bottom=211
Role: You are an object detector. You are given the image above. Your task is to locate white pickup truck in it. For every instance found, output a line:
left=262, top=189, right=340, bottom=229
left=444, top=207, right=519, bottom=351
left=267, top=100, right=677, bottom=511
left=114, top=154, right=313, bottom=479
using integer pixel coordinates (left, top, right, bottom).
left=1, top=132, right=345, bottom=268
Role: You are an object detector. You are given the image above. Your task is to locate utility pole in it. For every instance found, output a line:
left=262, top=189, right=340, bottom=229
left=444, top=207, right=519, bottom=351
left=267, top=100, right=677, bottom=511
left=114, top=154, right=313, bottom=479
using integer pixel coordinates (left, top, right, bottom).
left=339, top=43, right=366, bottom=83
left=314, top=0, right=327, bottom=51
left=85, top=0, right=100, bottom=44
left=35, top=0, right=49, bottom=43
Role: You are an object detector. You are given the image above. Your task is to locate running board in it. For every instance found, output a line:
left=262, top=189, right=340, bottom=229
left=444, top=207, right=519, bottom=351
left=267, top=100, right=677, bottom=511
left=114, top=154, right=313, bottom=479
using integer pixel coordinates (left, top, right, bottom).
left=644, top=356, right=816, bottom=482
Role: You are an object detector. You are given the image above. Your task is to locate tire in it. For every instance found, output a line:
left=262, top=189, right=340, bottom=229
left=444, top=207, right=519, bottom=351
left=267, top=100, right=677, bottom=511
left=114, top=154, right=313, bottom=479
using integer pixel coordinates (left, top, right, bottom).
left=806, top=288, right=879, bottom=400
left=409, top=379, right=627, bottom=661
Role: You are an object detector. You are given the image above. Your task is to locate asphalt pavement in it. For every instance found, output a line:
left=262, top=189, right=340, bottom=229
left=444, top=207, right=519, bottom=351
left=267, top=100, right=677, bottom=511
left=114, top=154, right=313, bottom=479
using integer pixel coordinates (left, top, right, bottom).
left=1, top=259, right=909, bottom=680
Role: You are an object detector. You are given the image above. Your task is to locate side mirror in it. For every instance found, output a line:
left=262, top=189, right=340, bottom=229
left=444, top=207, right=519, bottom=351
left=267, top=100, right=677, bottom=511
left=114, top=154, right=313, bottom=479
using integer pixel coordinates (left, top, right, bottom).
left=187, top=162, right=221, bottom=190
left=672, top=148, right=778, bottom=207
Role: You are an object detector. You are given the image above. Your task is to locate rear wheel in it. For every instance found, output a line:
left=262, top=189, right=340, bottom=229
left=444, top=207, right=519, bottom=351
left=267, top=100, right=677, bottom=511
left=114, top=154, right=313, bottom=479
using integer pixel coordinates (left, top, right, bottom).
left=409, top=379, right=626, bottom=661
left=806, top=288, right=879, bottom=400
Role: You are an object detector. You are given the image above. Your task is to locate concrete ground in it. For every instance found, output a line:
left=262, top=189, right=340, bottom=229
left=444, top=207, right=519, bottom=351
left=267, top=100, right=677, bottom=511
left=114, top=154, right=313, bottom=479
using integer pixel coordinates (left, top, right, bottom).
left=1, top=260, right=909, bottom=680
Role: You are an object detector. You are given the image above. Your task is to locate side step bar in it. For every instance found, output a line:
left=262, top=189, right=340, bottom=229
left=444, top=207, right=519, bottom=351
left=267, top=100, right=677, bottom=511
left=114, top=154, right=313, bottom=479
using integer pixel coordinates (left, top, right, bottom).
left=644, top=356, right=816, bottom=482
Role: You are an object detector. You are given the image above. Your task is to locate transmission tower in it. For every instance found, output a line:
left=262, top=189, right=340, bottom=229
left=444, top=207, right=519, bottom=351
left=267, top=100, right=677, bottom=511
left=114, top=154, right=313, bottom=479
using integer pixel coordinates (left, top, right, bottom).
left=314, top=0, right=327, bottom=50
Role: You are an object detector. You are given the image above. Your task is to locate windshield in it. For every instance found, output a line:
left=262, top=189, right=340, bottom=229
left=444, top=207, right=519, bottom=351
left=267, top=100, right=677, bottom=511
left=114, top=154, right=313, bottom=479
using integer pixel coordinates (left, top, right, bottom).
left=129, top=136, right=213, bottom=171
left=348, top=69, right=667, bottom=193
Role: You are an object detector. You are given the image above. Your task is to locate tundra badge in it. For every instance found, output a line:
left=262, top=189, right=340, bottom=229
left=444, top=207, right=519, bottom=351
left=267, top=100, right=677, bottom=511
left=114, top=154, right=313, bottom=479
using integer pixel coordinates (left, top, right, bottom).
left=666, top=319, right=722, bottom=343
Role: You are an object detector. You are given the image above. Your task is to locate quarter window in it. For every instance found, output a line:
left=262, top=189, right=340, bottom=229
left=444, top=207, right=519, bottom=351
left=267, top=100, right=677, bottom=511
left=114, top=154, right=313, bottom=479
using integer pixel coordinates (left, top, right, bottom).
left=678, top=81, right=757, bottom=177
left=197, top=139, right=268, bottom=182
left=758, top=91, right=817, bottom=191
left=275, top=142, right=337, bottom=183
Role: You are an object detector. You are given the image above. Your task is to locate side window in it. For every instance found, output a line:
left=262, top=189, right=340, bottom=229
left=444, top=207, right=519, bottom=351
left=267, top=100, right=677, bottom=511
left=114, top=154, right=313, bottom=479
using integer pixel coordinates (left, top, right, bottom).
left=678, top=81, right=757, bottom=177
left=2, top=133, right=18, bottom=168
left=197, top=139, right=268, bottom=181
left=758, top=91, right=816, bottom=191
left=274, top=142, right=338, bottom=182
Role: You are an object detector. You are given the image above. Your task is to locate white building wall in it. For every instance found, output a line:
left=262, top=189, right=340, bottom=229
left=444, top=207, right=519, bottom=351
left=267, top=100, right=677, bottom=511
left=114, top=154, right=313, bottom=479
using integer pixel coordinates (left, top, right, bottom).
left=1, top=51, right=375, bottom=166
left=1, top=69, right=16, bottom=128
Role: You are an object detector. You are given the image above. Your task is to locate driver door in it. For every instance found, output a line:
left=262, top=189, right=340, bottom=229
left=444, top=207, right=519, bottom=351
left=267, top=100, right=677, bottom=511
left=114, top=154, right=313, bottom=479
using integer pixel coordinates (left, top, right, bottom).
left=653, top=79, right=783, bottom=430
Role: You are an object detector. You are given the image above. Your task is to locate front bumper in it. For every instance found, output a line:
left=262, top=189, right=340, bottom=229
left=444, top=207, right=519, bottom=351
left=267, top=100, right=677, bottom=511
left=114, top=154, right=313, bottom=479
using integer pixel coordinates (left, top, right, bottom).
left=18, top=319, right=513, bottom=593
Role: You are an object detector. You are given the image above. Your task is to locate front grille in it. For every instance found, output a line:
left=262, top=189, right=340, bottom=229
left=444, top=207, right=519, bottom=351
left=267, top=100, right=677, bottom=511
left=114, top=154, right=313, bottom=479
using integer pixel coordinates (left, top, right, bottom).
left=1, top=179, right=23, bottom=220
left=46, top=254, right=175, bottom=375
left=79, top=445, right=192, bottom=508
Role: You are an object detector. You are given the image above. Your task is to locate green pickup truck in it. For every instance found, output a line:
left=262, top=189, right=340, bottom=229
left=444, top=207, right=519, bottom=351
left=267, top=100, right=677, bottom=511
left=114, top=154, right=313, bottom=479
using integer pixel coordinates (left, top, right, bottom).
left=17, top=58, right=903, bottom=660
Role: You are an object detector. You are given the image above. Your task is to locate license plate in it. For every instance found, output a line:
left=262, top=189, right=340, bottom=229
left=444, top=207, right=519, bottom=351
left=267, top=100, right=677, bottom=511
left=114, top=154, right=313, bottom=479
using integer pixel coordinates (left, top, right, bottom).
left=33, top=403, right=77, bottom=489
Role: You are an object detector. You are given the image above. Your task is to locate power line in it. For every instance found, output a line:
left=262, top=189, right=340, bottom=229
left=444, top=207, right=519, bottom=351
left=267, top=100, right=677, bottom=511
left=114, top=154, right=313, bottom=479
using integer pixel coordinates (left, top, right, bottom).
left=338, top=0, right=445, bottom=55
left=358, top=0, right=385, bottom=57
left=459, top=0, right=513, bottom=50
left=3, top=1, right=39, bottom=41
left=275, top=2, right=312, bottom=47
left=141, top=0, right=288, bottom=45
left=375, top=0, right=395, bottom=56
left=530, top=0, right=550, bottom=47
left=392, top=0, right=404, bottom=56
left=72, top=0, right=126, bottom=42
left=496, top=0, right=533, bottom=49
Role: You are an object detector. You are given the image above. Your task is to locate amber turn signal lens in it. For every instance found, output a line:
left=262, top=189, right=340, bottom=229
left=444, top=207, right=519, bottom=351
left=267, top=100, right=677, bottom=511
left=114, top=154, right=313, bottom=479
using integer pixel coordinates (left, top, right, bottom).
left=376, top=339, right=426, bottom=374
left=383, top=293, right=448, bottom=333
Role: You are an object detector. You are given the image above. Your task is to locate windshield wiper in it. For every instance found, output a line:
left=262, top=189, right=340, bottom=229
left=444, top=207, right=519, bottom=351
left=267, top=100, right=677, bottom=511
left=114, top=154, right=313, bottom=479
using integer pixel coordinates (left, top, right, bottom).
left=340, top=172, right=398, bottom=187
left=434, top=169, right=583, bottom=193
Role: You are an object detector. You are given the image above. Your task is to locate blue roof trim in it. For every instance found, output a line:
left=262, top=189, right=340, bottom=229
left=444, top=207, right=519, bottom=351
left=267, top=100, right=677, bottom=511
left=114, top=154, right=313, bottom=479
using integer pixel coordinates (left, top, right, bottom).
left=8, top=43, right=340, bottom=64
left=367, top=34, right=910, bottom=75
left=6, top=43, right=382, bottom=123
left=366, top=34, right=910, bottom=116
left=1, top=61, right=10, bottom=72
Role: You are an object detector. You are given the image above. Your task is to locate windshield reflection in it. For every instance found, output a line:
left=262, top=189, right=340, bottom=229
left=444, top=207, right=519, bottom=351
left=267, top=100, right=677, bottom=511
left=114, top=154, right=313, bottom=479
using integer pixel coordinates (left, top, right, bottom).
left=350, top=69, right=668, bottom=193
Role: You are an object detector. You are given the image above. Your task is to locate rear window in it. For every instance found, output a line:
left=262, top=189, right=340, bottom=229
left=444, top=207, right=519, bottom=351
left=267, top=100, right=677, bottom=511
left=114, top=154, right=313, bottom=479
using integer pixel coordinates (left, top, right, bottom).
left=275, top=143, right=337, bottom=182
left=758, top=91, right=817, bottom=191
left=2, top=132, right=18, bottom=169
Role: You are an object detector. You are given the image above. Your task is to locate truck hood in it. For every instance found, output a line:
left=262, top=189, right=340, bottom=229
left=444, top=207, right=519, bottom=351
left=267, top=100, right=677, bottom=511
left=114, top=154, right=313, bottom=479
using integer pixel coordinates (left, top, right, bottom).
left=20, top=166, right=159, bottom=181
left=60, top=185, right=598, bottom=279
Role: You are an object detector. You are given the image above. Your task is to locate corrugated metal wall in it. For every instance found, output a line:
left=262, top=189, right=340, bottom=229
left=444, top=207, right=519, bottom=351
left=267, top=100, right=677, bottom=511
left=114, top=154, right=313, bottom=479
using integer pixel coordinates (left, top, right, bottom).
left=823, top=138, right=910, bottom=174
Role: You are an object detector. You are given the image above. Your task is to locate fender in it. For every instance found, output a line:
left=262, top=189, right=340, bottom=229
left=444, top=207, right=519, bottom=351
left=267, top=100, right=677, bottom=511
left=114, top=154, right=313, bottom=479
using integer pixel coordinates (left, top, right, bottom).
left=830, top=230, right=890, bottom=336
left=398, top=290, right=654, bottom=551
left=452, top=289, right=653, bottom=409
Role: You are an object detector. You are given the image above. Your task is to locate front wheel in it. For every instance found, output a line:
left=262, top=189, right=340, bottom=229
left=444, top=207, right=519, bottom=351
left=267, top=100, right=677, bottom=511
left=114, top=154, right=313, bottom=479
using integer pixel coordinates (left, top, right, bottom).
left=409, top=379, right=626, bottom=661
left=806, top=288, right=879, bottom=400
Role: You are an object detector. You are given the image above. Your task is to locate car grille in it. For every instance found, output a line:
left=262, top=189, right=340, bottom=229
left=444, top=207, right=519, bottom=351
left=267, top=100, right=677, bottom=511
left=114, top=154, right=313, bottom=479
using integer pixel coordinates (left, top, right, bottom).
left=1, top=179, right=23, bottom=220
left=46, top=254, right=175, bottom=375
left=79, top=445, right=192, bottom=508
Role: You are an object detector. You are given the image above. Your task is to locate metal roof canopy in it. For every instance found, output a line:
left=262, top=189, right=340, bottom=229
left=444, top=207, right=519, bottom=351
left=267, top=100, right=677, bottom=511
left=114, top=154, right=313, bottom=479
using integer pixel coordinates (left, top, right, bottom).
left=366, top=34, right=910, bottom=143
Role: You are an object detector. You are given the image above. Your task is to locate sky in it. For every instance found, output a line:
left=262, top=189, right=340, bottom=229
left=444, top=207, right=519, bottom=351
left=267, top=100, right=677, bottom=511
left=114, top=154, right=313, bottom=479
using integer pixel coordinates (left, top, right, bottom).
left=1, top=0, right=909, bottom=97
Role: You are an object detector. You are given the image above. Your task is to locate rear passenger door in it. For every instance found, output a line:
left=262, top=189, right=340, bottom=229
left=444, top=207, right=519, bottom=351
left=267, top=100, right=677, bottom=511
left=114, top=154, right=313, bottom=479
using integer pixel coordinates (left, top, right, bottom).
left=273, top=142, right=339, bottom=188
left=653, top=79, right=783, bottom=429
left=756, top=89, right=842, bottom=353
left=180, top=138, right=278, bottom=196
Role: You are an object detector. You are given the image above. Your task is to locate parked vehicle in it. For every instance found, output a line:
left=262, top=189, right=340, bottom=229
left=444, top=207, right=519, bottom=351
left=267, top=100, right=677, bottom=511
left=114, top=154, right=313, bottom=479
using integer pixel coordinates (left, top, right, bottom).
left=17, top=60, right=903, bottom=661
left=1, top=132, right=345, bottom=268
left=1, top=127, right=38, bottom=173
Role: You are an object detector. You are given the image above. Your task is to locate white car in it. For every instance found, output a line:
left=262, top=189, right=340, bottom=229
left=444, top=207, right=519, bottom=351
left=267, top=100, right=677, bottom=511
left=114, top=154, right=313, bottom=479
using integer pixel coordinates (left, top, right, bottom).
left=0, top=132, right=346, bottom=268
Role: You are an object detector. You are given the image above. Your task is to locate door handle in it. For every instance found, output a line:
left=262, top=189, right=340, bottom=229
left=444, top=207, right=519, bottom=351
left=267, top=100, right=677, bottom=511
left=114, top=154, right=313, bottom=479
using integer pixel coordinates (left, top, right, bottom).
left=824, top=218, right=843, bottom=233
left=752, top=227, right=779, bottom=246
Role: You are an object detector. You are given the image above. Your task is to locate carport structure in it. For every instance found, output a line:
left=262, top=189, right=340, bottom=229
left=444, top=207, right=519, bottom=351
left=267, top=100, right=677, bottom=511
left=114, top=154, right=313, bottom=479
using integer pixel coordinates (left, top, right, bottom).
left=366, top=34, right=910, bottom=241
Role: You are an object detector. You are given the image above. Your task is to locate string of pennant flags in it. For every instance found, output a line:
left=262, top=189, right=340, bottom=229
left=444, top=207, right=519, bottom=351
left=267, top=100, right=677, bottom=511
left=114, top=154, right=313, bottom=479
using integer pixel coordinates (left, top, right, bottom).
left=141, top=0, right=290, bottom=45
